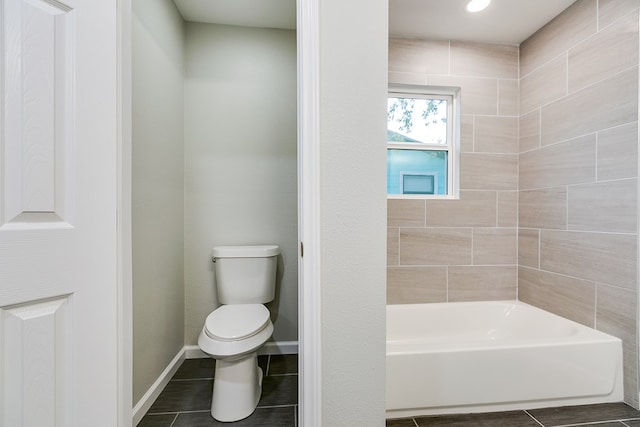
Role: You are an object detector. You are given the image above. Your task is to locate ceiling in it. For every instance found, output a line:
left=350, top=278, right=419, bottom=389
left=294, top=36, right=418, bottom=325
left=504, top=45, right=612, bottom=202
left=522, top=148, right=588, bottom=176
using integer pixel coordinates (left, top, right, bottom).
left=389, top=0, right=577, bottom=44
left=173, top=0, right=577, bottom=45
left=173, top=0, right=296, bottom=29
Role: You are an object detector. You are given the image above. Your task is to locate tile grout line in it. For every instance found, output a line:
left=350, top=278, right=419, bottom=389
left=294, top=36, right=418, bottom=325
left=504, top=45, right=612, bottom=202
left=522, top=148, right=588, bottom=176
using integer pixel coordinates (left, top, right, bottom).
left=168, top=413, right=179, bottom=427
left=544, top=420, right=638, bottom=427
left=524, top=410, right=545, bottom=427
left=256, top=403, right=298, bottom=409
left=265, top=355, right=271, bottom=376
left=267, top=372, right=299, bottom=377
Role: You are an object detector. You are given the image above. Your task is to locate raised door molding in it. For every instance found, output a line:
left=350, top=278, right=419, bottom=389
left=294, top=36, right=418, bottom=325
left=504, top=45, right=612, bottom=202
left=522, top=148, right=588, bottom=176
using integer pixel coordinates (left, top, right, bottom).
left=2, top=0, right=75, bottom=228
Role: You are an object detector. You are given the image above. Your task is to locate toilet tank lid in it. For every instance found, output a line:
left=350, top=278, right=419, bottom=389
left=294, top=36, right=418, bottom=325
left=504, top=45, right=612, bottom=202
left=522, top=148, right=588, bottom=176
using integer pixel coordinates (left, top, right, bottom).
left=212, top=245, right=280, bottom=258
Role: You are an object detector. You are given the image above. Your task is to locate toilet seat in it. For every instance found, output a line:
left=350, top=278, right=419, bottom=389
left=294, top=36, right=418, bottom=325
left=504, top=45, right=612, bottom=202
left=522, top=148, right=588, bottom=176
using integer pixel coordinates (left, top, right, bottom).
left=204, top=304, right=270, bottom=341
left=198, top=304, right=274, bottom=360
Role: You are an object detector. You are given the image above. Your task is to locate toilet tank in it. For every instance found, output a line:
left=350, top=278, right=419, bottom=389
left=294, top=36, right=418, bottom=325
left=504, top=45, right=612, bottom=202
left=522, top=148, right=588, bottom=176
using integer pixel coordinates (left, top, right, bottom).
left=212, top=245, right=280, bottom=304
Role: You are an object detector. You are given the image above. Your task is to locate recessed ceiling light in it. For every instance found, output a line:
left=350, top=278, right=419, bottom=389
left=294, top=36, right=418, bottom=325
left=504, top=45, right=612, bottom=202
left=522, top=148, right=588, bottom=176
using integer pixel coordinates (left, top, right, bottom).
left=466, top=0, right=491, bottom=13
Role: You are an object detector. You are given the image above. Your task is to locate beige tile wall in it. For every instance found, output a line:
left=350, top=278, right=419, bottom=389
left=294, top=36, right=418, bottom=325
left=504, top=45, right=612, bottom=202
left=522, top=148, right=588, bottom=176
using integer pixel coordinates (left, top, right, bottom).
left=388, top=0, right=640, bottom=407
left=519, top=0, right=639, bottom=406
left=388, top=39, right=519, bottom=304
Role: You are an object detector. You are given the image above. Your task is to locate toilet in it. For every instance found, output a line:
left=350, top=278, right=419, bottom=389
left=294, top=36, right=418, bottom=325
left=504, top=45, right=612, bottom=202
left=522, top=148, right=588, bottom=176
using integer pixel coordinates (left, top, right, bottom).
left=198, top=244, right=280, bottom=422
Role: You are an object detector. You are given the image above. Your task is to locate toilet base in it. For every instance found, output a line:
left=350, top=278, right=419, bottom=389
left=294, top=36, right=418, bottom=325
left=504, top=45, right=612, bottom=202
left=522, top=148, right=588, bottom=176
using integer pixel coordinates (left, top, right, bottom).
left=211, top=352, right=263, bottom=422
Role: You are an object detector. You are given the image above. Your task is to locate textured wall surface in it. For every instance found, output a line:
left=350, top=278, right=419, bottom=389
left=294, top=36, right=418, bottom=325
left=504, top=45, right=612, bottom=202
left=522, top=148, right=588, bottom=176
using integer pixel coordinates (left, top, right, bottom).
left=132, top=0, right=186, bottom=405
left=316, top=0, right=388, bottom=424
left=183, top=23, right=298, bottom=346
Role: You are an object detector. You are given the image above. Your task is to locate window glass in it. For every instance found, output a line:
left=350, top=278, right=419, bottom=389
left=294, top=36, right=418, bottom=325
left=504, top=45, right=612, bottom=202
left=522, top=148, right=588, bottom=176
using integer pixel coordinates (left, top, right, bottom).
left=387, top=85, right=459, bottom=199
left=387, top=97, right=448, bottom=145
left=387, top=149, right=447, bottom=195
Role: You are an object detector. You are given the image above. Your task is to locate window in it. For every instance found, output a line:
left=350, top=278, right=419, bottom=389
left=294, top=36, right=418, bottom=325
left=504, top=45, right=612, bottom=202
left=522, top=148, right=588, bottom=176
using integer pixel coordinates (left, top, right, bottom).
left=387, top=84, right=460, bottom=198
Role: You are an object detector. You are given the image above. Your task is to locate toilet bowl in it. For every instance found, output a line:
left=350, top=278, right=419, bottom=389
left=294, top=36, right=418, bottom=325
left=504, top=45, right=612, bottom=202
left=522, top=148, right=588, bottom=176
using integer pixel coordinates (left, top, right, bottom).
left=197, top=244, right=280, bottom=422
left=198, top=304, right=274, bottom=422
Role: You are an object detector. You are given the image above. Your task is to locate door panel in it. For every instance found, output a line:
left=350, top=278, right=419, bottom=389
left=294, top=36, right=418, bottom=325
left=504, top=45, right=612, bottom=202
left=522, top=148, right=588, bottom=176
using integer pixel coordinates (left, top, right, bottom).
left=0, top=0, right=118, bottom=426
left=2, top=296, right=72, bottom=426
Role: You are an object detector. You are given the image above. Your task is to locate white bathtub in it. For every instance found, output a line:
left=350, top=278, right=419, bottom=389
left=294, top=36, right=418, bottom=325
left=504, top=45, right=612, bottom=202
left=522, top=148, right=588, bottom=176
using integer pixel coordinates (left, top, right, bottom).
left=386, top=301, right=623, bottom=418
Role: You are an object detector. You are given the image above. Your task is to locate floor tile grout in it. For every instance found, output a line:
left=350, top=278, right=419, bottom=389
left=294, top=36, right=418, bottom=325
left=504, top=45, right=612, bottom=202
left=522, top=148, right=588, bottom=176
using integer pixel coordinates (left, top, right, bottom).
left=141, top=355, right=299, bottom=426
left=550, top=422, right=632, bottom=427
left=524, top=409, right=546, bottom=427
left=387, top=404, right=640, bottom=427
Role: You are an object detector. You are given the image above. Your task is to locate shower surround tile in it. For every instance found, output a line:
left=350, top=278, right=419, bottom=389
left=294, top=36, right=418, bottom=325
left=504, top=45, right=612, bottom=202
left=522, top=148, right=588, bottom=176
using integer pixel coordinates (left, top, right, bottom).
left=460, top=153, right=518, bottom=191
left=598, top=0, right=640, bottom=29
left=427, top=75, right=498, bottom=116
left=449, top=41, right=518, bottom=79
left=473, top=116, right=518, bottom=154
left=519, top=0, right=597, bottom=76
left=519, top=109, right=540, bottom=153
left=568, top=9, right=639, bottom=93
left=460, top=115, right=474, bottom=153
left=387, top=228, right=399, bottom=266
left=497, top=191, right=518, bottom=227
left=540, top=67, right=638, bottom=146
left=387, top=266, right=447, bottom=304
left=447, top=266, right=517, bottom=302
left=519, top=54, right=567, bottom=114
left=472, top=229, right=517, bottom=265
left=387, top=37, right=519, bottom=306
left=597, top=284, right=639, bottom=403
left=498, top=79, right=519, bottom=116
left=517, top=229, right=540, bottom=269
left=388, top=0, right=640, bottom=411
left=388, top=39, right=449, bottom=75
left=567, top=179, right=637, bottom=233
left=597, top=122, right=638, bottom=181
left=518, top=266, right=596, bottom=327
left=540, top=230, right=637, bottom=289
left=519, top=134, right=596, bottom=189
left=399, top=228, right=472, bottom=266
left=519, top=187, right=567, bottom=230
left=425, top=191, right=497, bottom=227
left=388, top=199, right=425, bottom=227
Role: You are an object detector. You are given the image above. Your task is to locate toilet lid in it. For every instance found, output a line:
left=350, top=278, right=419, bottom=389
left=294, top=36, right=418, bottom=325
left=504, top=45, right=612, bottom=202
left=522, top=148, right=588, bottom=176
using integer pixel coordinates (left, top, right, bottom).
left=205, top=304, right=271, bottom=341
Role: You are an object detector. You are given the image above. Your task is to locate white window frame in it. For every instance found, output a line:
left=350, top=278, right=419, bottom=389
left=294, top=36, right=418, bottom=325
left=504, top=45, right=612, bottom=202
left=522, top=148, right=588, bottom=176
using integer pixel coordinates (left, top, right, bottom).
left=387, top=84, right=461, bottom=199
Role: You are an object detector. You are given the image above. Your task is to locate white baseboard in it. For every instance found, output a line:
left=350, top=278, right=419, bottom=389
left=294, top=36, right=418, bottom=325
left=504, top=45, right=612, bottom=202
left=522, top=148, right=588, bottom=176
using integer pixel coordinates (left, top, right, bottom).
left=184, top=341, right=299, bottom=359
left=133, top=341, right=299, bottom=424
left=132, top=348, right=186, bottom=426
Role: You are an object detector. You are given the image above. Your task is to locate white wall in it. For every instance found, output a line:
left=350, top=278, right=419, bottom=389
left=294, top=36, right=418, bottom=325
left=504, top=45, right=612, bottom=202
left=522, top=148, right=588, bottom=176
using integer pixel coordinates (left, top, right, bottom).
left=183, top=23, right=298, bottom=345
left=132, top=0, right=185, bottom=404
left=314, top=0, right=388, bottom=424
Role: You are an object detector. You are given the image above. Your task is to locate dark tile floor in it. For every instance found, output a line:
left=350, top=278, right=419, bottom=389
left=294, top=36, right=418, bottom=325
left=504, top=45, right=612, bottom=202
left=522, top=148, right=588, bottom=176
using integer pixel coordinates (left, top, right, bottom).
left=138, top=354, right=298, bottom=427
left=140, top=356, right=640, bottom=427
left=387, top=402, right=640, bottom=427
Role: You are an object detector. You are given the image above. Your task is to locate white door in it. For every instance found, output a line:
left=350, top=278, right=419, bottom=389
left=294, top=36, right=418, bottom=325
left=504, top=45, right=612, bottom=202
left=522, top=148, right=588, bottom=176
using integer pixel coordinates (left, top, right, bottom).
left=0, top=0, right=119, bottom=426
